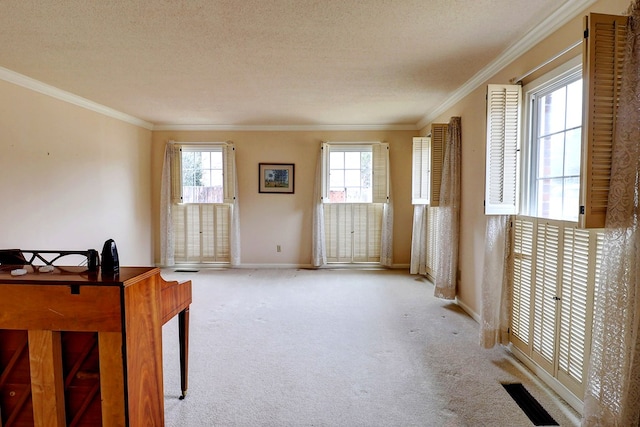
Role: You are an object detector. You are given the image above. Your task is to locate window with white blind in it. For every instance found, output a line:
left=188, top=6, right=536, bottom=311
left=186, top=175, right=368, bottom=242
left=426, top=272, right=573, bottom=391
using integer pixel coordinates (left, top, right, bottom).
left=322, top=142, right=388, bottom=263
left=171, top=143, right=235, bottom=264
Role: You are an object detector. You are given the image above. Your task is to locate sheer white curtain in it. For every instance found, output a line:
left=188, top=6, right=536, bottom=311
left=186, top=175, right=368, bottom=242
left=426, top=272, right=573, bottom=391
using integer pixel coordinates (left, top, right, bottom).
left=380, top=176, right=394, bottom=267
left=434, top=117, right=461, bottom=299
left=410, top=205, right=428, bottom=275
left=312, top=146, right=326, bottom=267
left=479, top=215, right=512, bottom=348
left=583, top=4, right=640, bottom=424
left=160, top=141, right=177, bottom=266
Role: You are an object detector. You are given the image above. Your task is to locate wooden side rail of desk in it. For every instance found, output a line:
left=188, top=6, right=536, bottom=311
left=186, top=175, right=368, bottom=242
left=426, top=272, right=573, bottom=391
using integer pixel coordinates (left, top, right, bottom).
left=0, top=267, right=193, bottom=427
left=161, top=277, right=192, bottom=399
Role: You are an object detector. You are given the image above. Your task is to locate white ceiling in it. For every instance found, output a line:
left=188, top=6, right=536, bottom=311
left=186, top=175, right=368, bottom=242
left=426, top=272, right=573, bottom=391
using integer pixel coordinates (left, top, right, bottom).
left=0, top=0, right=594, bottom=130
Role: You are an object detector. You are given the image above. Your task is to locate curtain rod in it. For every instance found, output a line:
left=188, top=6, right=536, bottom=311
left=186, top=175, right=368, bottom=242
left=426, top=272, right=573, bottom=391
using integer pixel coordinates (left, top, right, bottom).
left=510, top=39, right=582, bottom=84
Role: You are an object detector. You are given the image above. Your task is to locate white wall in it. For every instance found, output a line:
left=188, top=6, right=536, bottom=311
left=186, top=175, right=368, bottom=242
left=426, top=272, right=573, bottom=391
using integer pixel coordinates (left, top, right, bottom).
left=0, top=79, right=153, bottom=265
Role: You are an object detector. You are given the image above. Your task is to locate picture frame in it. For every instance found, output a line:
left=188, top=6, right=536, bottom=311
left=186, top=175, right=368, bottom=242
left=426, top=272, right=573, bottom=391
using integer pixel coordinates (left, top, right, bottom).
left=259, top=163, right=295, bottom=194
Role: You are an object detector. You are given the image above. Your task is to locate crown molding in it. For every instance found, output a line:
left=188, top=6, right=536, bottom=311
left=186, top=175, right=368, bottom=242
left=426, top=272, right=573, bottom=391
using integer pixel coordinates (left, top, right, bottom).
left=0, top=67, right=154, bottom=130
left=152, top=123, right=418, bottom=132
left=416, top=0, right=597, bottom=130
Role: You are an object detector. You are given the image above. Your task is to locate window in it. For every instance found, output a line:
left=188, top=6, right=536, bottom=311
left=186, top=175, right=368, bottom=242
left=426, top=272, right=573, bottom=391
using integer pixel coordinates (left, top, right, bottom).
left=482, top=13, right=627, bottom=410
left=322, top=143, right=388, bottom=204
left=170, top=143, right=236, bottom=264
left=328, top=146, right=372, bottom=202
left=412, top=124, right=446, bottom=206
left=321, top=142, right=388, bottom=263
left=181, top=147, right=224, bottom=203
left=523, top=62, right=582, bottom=222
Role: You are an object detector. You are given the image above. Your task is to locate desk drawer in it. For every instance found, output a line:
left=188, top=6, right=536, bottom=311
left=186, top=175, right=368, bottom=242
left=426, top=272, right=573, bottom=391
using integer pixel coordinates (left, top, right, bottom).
left=0, top=285, right=122, bottom=332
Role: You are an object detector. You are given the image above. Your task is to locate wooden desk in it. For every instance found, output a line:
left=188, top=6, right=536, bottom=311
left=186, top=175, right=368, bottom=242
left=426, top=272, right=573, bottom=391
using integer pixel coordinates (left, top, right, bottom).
left=0, top=266, right=192, bottom=426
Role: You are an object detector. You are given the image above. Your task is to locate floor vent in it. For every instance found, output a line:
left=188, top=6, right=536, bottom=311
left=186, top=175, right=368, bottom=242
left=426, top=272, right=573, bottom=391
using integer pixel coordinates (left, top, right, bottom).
left=174, top=269, right=199, bottom=273
left=502, top=383, right=558, bottom=426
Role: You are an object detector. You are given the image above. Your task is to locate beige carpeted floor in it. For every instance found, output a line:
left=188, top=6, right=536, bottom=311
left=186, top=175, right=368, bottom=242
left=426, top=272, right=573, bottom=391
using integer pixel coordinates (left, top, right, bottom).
left=160, top=268, right=579, bottom=427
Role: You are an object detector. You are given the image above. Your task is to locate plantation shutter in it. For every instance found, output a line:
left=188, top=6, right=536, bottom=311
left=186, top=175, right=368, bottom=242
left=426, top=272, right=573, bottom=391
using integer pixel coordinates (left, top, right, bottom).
left=485, top=84, right=521, bottom=215
left=223, top=143, right=236, bottom=203
left=511, top=217, right=534, bottom=349
left=173, top=204, right=231, bottom=263
left=323, top=203, right=351, bottom=262
left=372, top=143, right=389, bottom=203
left=531, top=221, right=560, bottom=372
left=412, top=137, right=431, bottom=204
left=352, top=204, right=383, bottom=262
left=430, top=124, right=447, bottom=207
left=170, top=143, right=183, bottom=204
left=580, top=13, right=628, bottom=228
left=557, top=227, right=593, bottom=397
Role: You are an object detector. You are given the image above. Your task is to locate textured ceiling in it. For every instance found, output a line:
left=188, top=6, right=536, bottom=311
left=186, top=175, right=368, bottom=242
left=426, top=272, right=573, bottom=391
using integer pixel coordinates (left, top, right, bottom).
left=0, top=0, right=589, bottom=129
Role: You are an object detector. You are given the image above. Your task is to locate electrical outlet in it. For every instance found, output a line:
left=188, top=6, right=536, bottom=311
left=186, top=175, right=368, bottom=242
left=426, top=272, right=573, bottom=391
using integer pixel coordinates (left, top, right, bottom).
left=277, top=245, right=281, bottom=252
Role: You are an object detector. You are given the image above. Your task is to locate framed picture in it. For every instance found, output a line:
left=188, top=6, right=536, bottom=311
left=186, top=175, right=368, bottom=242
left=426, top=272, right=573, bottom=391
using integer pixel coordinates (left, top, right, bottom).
left=259, top=163, right=295, bottom=194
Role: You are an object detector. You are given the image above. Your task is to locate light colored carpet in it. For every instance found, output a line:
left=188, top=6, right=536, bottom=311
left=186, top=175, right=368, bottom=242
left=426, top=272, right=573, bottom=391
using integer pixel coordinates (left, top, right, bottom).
left=160, top=268, right=579, bottom=427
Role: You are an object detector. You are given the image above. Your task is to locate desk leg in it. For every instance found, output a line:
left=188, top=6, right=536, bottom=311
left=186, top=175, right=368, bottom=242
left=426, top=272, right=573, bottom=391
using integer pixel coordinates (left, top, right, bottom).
left=98, top=332, right=125, bottom=426
left=178, top=307, right=190, bottom=399
left=27, top=330, right=66, bottom=427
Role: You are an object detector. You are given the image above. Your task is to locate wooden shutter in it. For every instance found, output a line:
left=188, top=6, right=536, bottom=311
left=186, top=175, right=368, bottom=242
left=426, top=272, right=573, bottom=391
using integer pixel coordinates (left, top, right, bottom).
left=580, top=13, right=628, bottom=228
left=430, top=124, right=447, bottom=207
left=170, top=143, right=183, bottom=204
left=485, top=84, right=521, bottom=215
left=412, top=137, right=431, bottom=204
left=372, top=143, right=389, bottom=203
left=223, top=143, right=236, bottom=204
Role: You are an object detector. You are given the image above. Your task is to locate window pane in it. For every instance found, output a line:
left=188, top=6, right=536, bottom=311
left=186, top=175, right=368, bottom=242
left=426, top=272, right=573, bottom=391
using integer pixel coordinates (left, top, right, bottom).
left=201, top=152, right=211, bottom=169
left=563, top=177, right=580, bottom=222
left=345, top=152, right=361, bottom=169
left=564, top=128, right=581, bottom=176
left=330, top=152, right=344, bottom=169
left=211, top=152, right=223, bottom=169
left=346, top=187, right=362, bottom=202
left=538, top=87, right=567, bottom=136
left=211, top=170, right=223, bottom=187
left=345, top=170, right=360, bottom=187
left=566, top=79, right=583, bottom=129
left=330, top=170, right=344, bottom=187
left=201, top=169, right=211, bottom=187
left=537, top=178, right=564, bottom=220
left=538, top=133, right=564, bottom=178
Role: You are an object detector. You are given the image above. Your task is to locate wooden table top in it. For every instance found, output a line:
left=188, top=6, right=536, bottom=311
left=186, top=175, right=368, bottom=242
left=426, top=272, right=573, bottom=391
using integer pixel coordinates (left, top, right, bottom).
left=0, top=266, right=159, bottom=286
